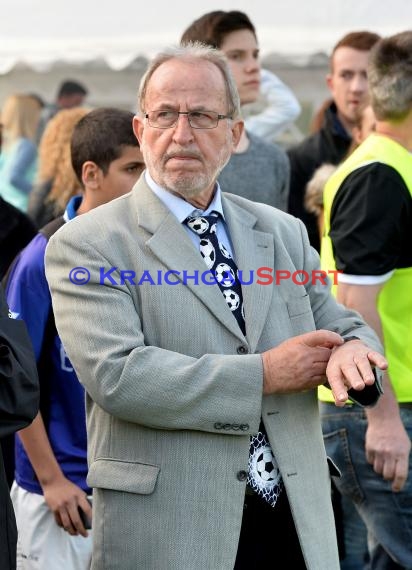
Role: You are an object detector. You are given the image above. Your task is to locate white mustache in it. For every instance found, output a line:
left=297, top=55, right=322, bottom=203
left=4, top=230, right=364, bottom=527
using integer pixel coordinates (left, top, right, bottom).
left=165, top=149, right=202, bottom=161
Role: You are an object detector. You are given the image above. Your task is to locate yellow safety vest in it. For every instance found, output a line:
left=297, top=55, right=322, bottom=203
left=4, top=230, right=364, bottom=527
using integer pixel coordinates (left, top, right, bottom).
left=319, top=134, right=412, bottom=402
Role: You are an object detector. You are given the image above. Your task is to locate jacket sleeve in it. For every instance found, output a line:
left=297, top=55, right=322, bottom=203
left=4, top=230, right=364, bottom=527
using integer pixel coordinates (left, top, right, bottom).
left=0, top=285, right=39, bottom=438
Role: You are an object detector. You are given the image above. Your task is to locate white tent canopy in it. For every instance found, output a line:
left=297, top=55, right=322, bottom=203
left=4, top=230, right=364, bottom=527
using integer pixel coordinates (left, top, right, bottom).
left=2, top=0, right=411, bottom=74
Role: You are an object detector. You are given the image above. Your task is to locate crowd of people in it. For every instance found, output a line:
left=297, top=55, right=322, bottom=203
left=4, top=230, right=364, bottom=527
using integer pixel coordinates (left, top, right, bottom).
left=0, top=12, right=411, bottom=570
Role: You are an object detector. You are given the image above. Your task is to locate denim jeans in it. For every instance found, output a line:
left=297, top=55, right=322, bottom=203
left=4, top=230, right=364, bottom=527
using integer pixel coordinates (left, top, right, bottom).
left=320, top=403, right=412, bottom=569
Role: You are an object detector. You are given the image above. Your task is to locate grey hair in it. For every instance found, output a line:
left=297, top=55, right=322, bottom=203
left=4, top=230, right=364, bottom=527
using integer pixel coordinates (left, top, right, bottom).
left=138, top=42, right=241, bottom=119
left=368, top=31, right=412, bottom=121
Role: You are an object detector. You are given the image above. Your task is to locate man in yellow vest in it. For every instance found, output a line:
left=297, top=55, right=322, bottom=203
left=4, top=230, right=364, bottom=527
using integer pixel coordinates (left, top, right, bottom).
left=320, top=31, right=412, bottom=568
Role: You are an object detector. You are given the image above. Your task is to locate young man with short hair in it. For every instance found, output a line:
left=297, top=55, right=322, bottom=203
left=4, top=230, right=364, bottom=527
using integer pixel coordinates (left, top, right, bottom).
left=7, top=108, right=144, bottom=569
left=287, top=31, right=381, bottom=251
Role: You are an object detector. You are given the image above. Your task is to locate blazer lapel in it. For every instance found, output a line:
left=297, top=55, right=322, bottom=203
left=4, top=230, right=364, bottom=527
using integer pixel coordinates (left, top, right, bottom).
left=132, top=180, right=246, bottom=342
left=222, top=198, right=274, bottom=353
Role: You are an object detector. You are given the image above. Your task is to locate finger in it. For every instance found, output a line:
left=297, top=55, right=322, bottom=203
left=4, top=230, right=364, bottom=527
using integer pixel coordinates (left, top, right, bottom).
left=355, top=358, right=375, bottom=386
left=326, top=370, right=349, bottom=405
left=365, top=449, right=375, bottom=466
left=381, top=457, right=396, bottom=482
left=391, top=463, right=408, bottom=493
left=371, top=454, right=384, bottom=476
left=306, top=366, right=328, bottom=386
left=311, top=359, right=330, bottom=374
left=341, top=363, right=367, bottom=391
left=54, top=511, right=64, bottom=528
left=367, top=351, right=388, bottom=371
left=302, top=329, right=343, bottom=348
left=312, top=374, right=328, bottom=384
left=384, top=455, right=408, bottom=492
left=354, top=356, right=376, bottom=385
left=312, top=347, right=333, bottom=363
left=319, top=341, right=339, bottom=349
left=78, top=495, right=92, bottom=520
left=59, top=509, right=78, bottom=536
left=67, top=503, right=88, bottom=537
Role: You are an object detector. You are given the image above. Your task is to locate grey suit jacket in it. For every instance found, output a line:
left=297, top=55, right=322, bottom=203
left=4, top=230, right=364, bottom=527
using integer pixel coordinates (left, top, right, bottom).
left=45, top=176, right=381, bottom=570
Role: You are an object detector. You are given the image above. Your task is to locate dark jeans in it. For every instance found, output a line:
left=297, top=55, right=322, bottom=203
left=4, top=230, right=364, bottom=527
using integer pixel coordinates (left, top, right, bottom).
left=234, top=488, right=307, bottom=569
left=321, top=403, right=412, bottom=569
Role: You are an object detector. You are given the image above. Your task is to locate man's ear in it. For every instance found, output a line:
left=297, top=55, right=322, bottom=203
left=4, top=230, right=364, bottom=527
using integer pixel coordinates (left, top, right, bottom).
left=133, top=115, right=144, bottom=146
left=231, top=119, right=244, bottom=150
left=82, top=161, right=101, bottom=190
left=326, top=73, right=333, bottom=93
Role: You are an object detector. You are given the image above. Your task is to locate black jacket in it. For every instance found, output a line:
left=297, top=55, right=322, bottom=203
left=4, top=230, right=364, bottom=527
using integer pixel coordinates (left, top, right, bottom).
left=0, top=198, right=37, bottom=280
left=0, top=285, right=39, bottom=570
left=287, top=102, right=352, bottom=252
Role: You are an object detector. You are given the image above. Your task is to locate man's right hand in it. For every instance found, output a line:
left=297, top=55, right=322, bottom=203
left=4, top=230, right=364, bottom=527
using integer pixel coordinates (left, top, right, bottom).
left=262, top=330, right=343, bottom=395
left=42, top=475, right=92, bottom=537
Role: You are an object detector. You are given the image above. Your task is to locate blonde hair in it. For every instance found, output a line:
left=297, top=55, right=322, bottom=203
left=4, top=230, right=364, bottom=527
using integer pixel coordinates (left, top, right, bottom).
left=1, top=94, right=42, bottom=145
left=304, top=163, right=337, bottom=217
left=37, top=107, right=90, bottom=214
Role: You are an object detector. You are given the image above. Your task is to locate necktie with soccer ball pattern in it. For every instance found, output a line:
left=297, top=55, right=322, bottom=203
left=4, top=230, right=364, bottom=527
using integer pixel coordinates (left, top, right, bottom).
left=185, top=211, right=283, bottom=507
left=185, top=211, right=245, bottom=334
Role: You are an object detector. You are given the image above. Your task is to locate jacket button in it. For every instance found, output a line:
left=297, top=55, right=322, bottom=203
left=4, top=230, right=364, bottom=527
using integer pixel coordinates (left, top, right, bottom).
left=237, top=346, right=248, bottom=354
left=237, top=470, right=248, bottom=482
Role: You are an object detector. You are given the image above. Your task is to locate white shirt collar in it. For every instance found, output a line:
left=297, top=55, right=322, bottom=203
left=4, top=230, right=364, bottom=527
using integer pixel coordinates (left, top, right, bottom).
left=144, top=170, right=225, bottom=223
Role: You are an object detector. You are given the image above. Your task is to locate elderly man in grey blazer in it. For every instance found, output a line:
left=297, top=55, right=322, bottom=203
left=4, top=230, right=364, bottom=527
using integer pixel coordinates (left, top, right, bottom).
left=45, top=44, right=386, bottom=570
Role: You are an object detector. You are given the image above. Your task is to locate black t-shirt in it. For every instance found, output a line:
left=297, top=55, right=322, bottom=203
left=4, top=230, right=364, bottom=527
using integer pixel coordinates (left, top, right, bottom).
left=330, top=162, right=412, bottom=276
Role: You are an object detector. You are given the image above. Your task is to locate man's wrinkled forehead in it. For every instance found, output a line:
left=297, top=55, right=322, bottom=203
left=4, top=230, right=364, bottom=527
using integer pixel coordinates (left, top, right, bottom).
left=145, top=58, right=227, bottom=108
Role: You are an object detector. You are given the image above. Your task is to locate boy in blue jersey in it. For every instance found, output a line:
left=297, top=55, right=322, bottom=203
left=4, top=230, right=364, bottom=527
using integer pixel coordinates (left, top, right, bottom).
left=6, top=108, right=144, bottom=569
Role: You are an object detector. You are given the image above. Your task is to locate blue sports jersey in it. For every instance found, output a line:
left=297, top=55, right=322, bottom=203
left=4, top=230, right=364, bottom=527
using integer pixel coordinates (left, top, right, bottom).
left=6, top=196, right=91, bottom=494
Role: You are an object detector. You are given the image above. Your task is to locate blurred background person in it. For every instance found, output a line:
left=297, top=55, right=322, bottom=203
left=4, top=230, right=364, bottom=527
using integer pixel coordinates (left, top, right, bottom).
left=319, top=30, right=412, bottom=568
left=28, top=107, right=90, bottom=228
left=7, top=107, right=144, bottom=570
left=319, top=30, right=412, bottom=570
left=0, top=284, right=38, bottom=570
left=0, top=196, right=36, bottom=282
left=287, top=31, right=381, bottom=252
left=1, top=97, right=87, bottom=482
left=303, top=103, right=378, bottom=568
left=242, top=68, right=301, bottom=145
left=35, top=79, right=88, bottom=144
left=181, top=10, right=300, bottom=144
left=0, top=94, right=42, bottom=212
left=180, top=10, right=290, bottom=211
left=304, top=103, right=377, bottom=242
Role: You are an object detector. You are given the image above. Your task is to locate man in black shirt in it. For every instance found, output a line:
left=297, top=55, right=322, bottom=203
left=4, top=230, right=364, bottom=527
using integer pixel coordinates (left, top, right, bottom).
left=287, top=31, right=380, bottom=251
left=0, top=197, right=36, bottom=281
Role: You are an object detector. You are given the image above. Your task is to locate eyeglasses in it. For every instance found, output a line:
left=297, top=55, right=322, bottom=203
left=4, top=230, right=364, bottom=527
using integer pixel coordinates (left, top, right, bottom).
left=145, top=110, right=233, bottom=129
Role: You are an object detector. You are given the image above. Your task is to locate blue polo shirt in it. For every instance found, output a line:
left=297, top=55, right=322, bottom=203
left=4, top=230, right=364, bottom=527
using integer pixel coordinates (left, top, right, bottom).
left=6, top=196, right=91, bottom=494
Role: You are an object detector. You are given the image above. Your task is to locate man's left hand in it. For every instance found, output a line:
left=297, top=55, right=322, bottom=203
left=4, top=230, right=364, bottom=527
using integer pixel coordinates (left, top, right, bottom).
left=326, top=339, right=388, bottom=406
